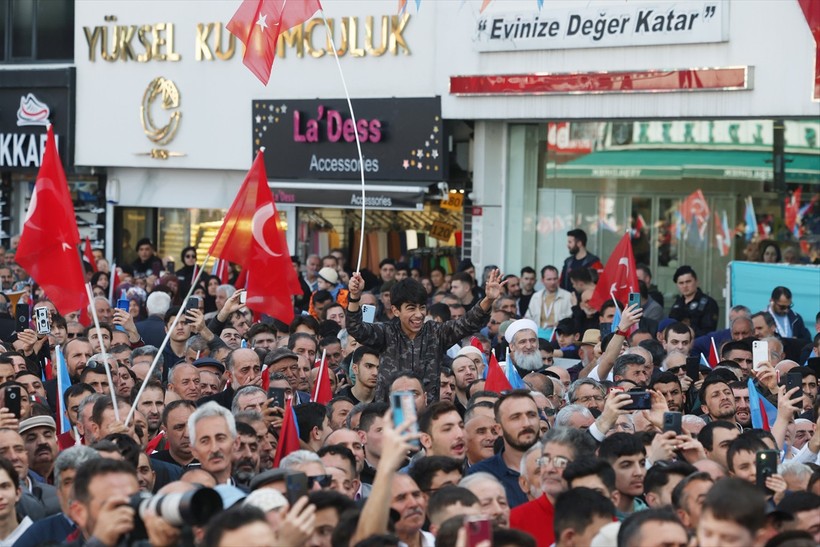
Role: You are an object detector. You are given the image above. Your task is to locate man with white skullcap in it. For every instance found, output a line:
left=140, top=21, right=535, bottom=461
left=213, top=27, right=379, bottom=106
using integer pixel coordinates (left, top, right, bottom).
left=505, top=319, right=544, bottom=376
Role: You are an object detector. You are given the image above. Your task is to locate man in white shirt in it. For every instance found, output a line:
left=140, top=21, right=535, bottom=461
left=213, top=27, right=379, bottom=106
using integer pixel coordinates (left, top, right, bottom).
left=525, top=266, right=572, bottom=335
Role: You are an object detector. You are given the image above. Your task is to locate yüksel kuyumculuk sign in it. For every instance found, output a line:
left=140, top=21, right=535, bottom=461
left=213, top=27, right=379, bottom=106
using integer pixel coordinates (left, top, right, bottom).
left=474, top=0, right=729, bottom=52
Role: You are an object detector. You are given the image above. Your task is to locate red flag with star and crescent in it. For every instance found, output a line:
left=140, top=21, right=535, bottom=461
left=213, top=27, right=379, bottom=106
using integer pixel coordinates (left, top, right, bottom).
left=588, top=232, right=640, bottom=311
left=227, top=0, right=322, bottom=85
left=17, top=126, right=88, bottom=316
left=208, top=150, right=302, bottom=322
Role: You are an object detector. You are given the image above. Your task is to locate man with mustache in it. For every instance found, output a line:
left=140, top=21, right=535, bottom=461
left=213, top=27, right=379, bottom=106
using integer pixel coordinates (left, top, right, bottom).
left=505, top=319, right=544, bottom=376
left=19, top=416, right=58, bottom=483
left=464, top=405, right=498, bottom=467
left=231, top=421, right=260, bottom=491
left=390, top=473, right=433, bottom=547
left=700, top=376, right=737, bottom=424
left=465, top=390, right=540, bottom=508
left=189, top=402, right=239, bottom=485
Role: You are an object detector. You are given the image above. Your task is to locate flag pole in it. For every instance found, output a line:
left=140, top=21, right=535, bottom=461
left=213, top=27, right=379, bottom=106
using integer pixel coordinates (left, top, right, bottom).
left=124, top=253, right=211, bottom=427
left=108, top=261, right=116, bottom=305
left=312, top=348, right=327, bottom=402
left=85, top=283, right=119, bottom=421
left=320, top=9, right=366, bottom=272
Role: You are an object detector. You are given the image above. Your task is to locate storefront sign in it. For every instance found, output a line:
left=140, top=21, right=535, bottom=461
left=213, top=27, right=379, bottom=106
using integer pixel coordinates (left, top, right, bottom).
left=474, top=1, right=728, bottom=52
left=254, top=97, right=445, bottom=183
left=0, top=69, right=74, bottom=170
left=269, top=184, right=425, bottom=211
left=450, top=67, right=749, bottom=95
left=83, top=14, right=411, bottom=62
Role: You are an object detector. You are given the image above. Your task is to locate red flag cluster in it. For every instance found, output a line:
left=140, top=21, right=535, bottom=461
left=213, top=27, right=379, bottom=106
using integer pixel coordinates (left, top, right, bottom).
left=207, top=151, right=302, bottom=323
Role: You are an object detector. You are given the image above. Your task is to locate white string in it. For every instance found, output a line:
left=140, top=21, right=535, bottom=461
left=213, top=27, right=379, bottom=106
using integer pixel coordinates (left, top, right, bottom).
left=85, top=284, right=119, bottom=421
left=319, top=9, right=366, bottom=273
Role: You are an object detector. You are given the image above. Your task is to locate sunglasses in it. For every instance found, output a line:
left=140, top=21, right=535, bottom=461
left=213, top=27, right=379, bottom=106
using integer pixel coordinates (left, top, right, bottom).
left=307, top=474, right=332, bottom=489
left=185, top=254, right=196, bottom=259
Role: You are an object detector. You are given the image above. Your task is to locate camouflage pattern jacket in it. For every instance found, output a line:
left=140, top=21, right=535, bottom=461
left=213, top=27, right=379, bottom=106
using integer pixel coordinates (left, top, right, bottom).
left=346, top=303, right=490, bottom=403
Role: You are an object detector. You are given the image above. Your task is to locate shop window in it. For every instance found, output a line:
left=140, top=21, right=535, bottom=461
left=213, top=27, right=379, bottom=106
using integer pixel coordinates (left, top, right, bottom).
left=0, top=0, right=74, bottom=62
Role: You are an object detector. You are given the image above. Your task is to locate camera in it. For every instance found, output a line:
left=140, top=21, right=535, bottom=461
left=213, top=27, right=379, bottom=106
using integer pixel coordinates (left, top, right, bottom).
left=129, top=486, right=222, bottom=528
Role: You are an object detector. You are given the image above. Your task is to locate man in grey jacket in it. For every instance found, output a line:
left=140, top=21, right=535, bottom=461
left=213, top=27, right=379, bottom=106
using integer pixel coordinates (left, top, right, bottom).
left=346, top=270, right=506, bottom=403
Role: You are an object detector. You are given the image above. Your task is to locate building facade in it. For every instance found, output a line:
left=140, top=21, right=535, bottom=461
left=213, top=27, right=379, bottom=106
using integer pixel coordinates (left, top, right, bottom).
left=70, top=0, right=818, bottom=307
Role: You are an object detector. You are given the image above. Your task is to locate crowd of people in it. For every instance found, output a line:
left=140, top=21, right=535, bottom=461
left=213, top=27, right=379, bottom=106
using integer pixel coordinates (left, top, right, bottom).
left=0, top=229, right=816, bottom=546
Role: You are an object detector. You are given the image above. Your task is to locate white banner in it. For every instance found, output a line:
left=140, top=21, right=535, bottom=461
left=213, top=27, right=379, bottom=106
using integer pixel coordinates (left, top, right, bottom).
left=474, top=1, right=729, bottom=52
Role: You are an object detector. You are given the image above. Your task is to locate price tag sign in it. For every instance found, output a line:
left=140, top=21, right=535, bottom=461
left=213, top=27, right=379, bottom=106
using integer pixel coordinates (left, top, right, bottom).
left=440, top=192, right=464, bottom=211
left=429, top=221, right=456, bottom=242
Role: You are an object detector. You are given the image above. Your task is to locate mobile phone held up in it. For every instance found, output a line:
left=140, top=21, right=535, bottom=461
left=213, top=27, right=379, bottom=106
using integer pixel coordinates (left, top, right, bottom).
left=752, top=340, right=769, bottom=371
left=623, top=391, right=652, bottom=411
left=15, top=303, right=29, bottom=333
left=628, top=291, right=641, bottom=312
left=391, top=391, right=420, bottom=447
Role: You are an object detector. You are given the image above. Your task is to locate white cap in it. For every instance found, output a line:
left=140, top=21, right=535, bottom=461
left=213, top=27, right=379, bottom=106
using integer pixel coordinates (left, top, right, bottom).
left=457, top=346, right=483, bottom=358
left=504, top=318, right=539, bottom=344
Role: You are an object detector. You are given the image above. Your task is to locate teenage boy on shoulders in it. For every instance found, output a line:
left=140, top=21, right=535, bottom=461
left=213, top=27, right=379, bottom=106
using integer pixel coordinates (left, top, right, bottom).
left=346, top=270, right=506, bottom=404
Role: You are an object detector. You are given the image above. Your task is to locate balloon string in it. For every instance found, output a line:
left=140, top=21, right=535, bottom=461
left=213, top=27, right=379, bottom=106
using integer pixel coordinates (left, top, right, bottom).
left=320, top=9, right=366, bottom=273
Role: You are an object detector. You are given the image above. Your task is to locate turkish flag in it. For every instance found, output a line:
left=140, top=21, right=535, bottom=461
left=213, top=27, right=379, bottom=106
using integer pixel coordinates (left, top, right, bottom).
left=588, top=233, right=639, bottom=311
left=83, top=237, right=97, bottom=273
left=272, top=397, right=302, bottom=467
left=17, top=127, right=88, bottom=316
left=227, top=0, right=322, bottom=85
left=681, top=189, right=710, bottom=230
left=208, top=150, right=301, bottom=322
left=311, top=355, right=332, bottom=405
left=484, top=353, right=512, bottom=393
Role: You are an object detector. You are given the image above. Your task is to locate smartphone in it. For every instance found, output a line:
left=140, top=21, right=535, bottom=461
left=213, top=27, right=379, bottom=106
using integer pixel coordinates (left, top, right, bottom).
left=183, top=296, right=200, bottom=323
left=166, top=260, right=175, bottom=273
left=756, top=449, right=779, bottom=493
left=786, top=371, right=804, bottom=402
left=285, top=472, right=308, bottom=505
left=752, top=340, right=769, bottom=371
left=5, top=386, right=21, bottom=419
left=599, top=322, right=612, bottom=338
left=34, top=307, right=50, bottom=335
left=390, top=391, right=420, bottom=447
left=663, top=411, right=683, bottom=435
left=239, top=291, right=247, bottom=305
left=464, top=515, right=492, bottom=547
left=623, top=391, right=652, bottom=410
left=15, top=303, right=29, bottom=333
left=628, top=292, right=641, bottom=311
left=267, top=387, right=287, bottom=409
left=685, top=357, right=701, bottom=382
left=115, top=292, right=129, bottom=332
left=361, top=304, right=376, bottom=324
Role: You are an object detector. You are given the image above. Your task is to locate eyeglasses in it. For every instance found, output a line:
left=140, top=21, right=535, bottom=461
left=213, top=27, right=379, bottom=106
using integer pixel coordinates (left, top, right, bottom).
left=489, top=320, right=502, bottom=325
left=307, top=475, right=332, bottom=489
left=574, top=395, right=604, bottom=404
left=185, top=254, right=196, bottom=259
left=537, top=455, right=571, bottom=469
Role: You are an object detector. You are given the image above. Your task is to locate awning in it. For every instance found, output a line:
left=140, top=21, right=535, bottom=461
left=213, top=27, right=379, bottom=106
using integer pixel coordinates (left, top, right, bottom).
left=555, top=149, right=820, bottom=183
left=267, top=181, right=426, bottom=211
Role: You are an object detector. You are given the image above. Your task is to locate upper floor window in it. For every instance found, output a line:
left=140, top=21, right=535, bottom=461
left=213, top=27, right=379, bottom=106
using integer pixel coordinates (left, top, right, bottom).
left=0, top=0, right=74, bottom=62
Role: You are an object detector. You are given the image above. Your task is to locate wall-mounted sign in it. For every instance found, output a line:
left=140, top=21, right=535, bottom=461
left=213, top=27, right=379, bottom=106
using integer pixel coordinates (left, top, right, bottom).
left=268, top=184, right=425, bottom=211
left=254, top=97, right=445, bottom=183
left=474, top=1, right=728, bottom=52
left=0, top=69, right=74, bottom=170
